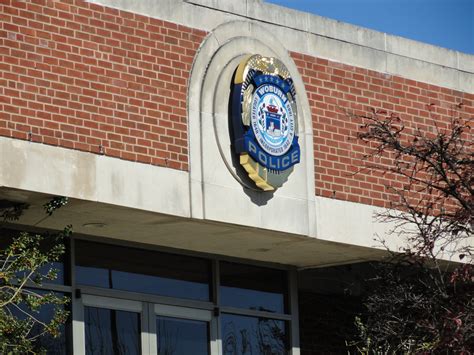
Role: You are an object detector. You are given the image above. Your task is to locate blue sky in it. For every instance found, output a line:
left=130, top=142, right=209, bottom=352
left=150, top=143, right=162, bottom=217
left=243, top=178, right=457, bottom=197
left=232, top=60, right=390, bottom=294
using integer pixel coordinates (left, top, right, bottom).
left=265, top=0, right=474, bottom=54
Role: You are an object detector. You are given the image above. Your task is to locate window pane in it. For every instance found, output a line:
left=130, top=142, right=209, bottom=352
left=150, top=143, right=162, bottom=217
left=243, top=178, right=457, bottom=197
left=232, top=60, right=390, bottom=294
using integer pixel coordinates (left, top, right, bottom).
left=75, top=240, right=211, bottom=301
left=156, top=316, right=209, bottom=355
left=220, top=262, right=287, bottom=313
left=84, top=306, right=141, bottom=355
left=221, top=314, right=288, bottom=355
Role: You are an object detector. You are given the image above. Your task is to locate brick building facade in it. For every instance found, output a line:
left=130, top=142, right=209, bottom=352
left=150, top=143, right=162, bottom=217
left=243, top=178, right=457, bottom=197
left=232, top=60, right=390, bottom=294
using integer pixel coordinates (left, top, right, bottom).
left=0, top=0, right=472, bottom=353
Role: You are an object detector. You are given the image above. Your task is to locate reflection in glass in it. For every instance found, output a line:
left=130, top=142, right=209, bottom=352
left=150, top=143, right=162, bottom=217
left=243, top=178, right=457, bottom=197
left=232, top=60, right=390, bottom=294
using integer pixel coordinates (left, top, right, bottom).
left=156, top=316, right=209, bottom=355
left=84, top=307, right=141, bottom=355
left=220, top=262, right=287, bottom=313
left=222, top=314, right=287, bottom=355
left=75, top=240, right=210, bottom=301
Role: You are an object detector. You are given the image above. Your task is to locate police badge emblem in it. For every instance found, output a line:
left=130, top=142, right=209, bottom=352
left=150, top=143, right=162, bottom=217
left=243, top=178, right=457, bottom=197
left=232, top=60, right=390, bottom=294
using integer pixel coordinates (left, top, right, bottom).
left=231, top=55, right=300, bottom=191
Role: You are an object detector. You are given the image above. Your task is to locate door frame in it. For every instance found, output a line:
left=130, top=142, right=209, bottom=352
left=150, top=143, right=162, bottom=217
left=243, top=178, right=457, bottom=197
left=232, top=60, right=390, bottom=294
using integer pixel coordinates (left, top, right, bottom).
left=73, top=294, right=219, bottom=355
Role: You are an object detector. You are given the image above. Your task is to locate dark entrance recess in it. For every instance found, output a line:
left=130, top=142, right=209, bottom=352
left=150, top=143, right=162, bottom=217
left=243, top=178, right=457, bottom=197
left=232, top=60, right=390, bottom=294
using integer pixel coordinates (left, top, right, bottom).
left=298, top=263, right=376, bottom=354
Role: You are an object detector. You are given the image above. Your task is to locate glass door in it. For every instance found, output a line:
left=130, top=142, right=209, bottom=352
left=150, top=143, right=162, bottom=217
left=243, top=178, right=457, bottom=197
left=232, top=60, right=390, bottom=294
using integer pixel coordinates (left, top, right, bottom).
left=153, top=304, right=218, bottom=355
left=73, top=295, right=145, bottom=355
left=74, top=296, right=218, bottom=355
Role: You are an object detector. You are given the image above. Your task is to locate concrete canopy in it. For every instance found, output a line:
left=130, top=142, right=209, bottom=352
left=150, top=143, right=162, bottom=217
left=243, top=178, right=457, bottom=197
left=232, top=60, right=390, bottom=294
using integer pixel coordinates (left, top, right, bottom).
left=0, top=186, right=387, bottom=268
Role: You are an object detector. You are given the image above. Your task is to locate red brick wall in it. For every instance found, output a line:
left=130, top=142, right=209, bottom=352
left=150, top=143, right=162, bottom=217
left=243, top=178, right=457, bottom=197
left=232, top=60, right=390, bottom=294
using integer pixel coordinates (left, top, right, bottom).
left=0, top=0, right=206, bottom=170
left=292, top=52, right=474, bottom=208
left=1, top=1, right=472, bottom=206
